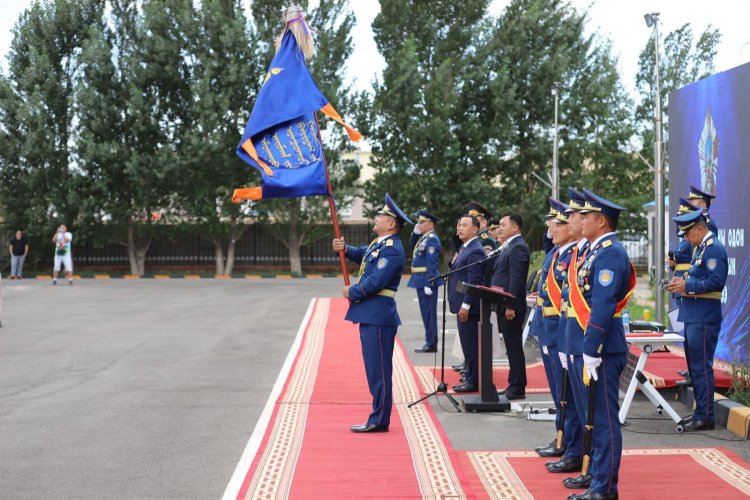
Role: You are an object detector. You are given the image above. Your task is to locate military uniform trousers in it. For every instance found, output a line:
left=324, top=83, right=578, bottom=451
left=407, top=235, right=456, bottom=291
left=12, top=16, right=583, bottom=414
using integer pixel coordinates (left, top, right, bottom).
left=556, top=316, right=582, bottom=458
left=570, top=352, right=626, bottom=495
left=359, top=323, right=398, bottom=427
left=416, top=286, right=439, bottom=348
left=540, top=315, right=562, bottom=429
left=685, top=321, right=720, bottom=423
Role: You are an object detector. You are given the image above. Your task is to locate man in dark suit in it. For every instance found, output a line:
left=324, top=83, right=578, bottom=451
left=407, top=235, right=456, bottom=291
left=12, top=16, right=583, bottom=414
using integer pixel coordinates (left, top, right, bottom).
left=491, top=212, right=531, bottom=400
left=447, top=215, right=486, bottom=393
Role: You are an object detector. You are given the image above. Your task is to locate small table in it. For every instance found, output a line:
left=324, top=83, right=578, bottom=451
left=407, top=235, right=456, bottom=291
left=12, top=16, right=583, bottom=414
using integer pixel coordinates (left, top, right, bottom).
left=619, top=332, right=687, bottom=432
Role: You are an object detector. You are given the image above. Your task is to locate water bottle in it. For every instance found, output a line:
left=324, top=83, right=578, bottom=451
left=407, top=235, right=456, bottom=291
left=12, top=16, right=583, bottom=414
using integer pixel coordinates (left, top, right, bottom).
left=622, top=309, right=630, bottom=333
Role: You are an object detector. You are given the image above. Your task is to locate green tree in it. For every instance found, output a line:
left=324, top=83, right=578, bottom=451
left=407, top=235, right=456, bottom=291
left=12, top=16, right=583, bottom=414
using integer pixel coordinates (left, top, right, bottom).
left=490, top=0, right=646, bottom=239
left=360, top=0, right=498, bottom=255
left=75, top=0, right=193, bottom=275
left=0, top=0, right=101, bottom=252
left=178, top=0, right=258, bottom=276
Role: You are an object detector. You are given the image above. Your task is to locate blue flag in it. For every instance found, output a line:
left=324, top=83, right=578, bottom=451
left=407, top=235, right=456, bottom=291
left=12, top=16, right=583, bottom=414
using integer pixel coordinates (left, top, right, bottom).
left=233, top=30, right=360, bottom=202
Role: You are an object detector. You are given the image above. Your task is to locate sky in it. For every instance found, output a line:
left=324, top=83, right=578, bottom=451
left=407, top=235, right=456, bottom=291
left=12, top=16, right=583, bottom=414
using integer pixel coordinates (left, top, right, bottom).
left=1, top=0, right=749, bottom=98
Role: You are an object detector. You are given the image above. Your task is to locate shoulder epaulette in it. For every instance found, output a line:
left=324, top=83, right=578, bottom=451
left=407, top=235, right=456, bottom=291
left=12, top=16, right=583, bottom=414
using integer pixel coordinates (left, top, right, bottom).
left=602, top=240, right=612, bottom=248
left=428, top=233, right=435, bottom=238
left=480, top=233, right=488, bottom=239
left=386, top=239, right=394, bottom=246
left=706, top=239, right=714, bottom=246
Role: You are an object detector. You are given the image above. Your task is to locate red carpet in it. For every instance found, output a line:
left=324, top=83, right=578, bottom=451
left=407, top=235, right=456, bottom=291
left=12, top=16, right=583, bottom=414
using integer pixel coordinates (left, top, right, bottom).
left=227, top=298, right=750, bottom=499
left=459, top=447, right=750, bottom=498
left=233, top=298, right=473, bottom=499
left=630, top=345, right=733, bottom=389
left=415, top=362, right=551, bottom=394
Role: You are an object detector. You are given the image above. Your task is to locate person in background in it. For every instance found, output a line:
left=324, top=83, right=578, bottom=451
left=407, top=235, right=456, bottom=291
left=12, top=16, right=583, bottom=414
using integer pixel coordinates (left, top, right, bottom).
left=666, top=209, right=728, bottom=432
left=8, top=230, right=29, bottom=280
left=52, top=224, right=74, bottom=285
left=409, top=210, right=443, bottom=353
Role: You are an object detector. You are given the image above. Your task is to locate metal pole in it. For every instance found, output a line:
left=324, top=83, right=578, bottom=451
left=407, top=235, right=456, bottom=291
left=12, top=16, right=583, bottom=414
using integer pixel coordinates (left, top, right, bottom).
left=653, top=14, right=665, bottom=322
left=552, top=83, right=560, bottom=200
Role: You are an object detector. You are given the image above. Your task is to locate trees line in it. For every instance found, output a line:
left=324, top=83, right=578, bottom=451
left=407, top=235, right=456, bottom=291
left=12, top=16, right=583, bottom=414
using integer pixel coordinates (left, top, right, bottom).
left=0, top=0, right=719, bottom=275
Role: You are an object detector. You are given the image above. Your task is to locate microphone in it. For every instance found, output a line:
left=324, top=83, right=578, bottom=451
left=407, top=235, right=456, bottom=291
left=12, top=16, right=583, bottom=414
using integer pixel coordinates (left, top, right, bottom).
left=486, top=244, right=507, bottom=258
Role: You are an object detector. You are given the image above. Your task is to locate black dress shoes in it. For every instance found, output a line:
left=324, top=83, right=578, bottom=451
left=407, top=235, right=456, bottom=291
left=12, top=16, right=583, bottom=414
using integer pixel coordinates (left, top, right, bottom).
left=350, top=423, right=389, bottom=433
left=504, top=392, right=526, bottom=400
left=537, top=444, right=565, bottom=457
left=452, top=383, right=478, bottom=393
left=414, top=344, right=437, bottom=353
left=679, top=414, right=694, bottom=425
left=547, top=456, right=583, bottom=473
left=534, top=439, right=555, bottom=453
left=568, top=488, right=618, bottom=500
left=677, top=369, right=689, bottom=377
left=451, top=363, right=465, bottom=372
left=563, top=474, right=592, bottom=489
left=675, top=377, right=693, bottom=387
left=683, top=420, right=715, bottom=432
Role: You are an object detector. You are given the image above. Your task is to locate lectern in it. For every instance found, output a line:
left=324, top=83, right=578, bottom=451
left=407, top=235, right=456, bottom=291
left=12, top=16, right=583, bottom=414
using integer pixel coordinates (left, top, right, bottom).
left=456, top=282, right=516, bottom=412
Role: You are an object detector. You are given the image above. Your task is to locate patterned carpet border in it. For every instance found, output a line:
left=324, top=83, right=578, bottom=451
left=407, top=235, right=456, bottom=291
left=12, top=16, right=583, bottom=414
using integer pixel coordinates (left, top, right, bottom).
left=241, top=298, right=329, bottom=499
left=468, top=448, right=750, bottom=498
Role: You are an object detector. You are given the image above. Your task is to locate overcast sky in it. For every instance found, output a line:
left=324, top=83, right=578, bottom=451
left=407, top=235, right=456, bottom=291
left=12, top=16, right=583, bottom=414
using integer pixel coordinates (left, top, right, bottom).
left=1, top=0, right=749, bottom=98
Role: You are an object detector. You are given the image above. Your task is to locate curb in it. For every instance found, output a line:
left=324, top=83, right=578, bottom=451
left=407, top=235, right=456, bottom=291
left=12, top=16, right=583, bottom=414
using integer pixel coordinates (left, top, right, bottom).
left=679, top=386, right=749, bottom=439
left=25, top=274, right=344, bottom=280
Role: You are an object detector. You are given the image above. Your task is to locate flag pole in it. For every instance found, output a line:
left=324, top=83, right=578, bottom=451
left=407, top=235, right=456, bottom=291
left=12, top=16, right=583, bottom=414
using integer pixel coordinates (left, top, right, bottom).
left=315, top=114, right=350, bottom=286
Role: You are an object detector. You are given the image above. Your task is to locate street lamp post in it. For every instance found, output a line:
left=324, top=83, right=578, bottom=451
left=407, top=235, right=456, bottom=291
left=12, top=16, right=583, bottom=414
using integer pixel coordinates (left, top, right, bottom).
left=552, top=82, right=560, bottom=201
left=645, top=12, right=665, bottom=323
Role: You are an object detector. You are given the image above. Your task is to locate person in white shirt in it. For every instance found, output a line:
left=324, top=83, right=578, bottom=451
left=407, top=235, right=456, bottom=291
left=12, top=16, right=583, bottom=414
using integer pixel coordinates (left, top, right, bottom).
left=52, top=224, right=74, bottom=285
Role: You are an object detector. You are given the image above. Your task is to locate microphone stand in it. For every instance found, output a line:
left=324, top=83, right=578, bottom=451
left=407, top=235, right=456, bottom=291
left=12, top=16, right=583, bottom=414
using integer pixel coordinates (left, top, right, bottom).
left=407, top=249, right=501, bottom=411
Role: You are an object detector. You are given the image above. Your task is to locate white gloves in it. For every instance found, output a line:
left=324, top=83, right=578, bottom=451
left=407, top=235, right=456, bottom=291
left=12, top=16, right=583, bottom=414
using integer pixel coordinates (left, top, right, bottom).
left=558, top=352, right=568, bottom=370
left=413, top=224, right=422, bottom=235
left=424, top=286, right=433, bottom=296
left=582, top=354, right=602, bottom=384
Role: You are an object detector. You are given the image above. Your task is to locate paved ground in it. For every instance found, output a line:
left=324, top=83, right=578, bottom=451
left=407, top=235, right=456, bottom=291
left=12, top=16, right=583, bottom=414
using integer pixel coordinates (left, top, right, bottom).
left=0, top=277, right=745, bottom=499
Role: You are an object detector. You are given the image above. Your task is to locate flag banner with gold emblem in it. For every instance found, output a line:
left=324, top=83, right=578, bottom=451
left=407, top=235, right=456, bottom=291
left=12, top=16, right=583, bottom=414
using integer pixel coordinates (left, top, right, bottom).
left=232, top=30, right=361, bottom=202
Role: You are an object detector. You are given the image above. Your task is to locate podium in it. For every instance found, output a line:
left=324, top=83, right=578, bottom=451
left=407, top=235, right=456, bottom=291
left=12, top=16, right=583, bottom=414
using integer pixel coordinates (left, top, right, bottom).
left=456, top=282, right=516, bottom=412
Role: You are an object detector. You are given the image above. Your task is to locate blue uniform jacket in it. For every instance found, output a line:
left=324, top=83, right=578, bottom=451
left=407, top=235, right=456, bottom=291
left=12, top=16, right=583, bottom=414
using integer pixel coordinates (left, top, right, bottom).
left=344, top=235, right=405, bottom=326
left=678, top=233, right=727, bottom=324
left=407, top=230, right=443, bottom=288
left=447, top=238, right=486, bottom=315
left=580, top=235, right=632, bottom=357
left=534, top=246, right=557, bottom=344
left=541, top=243, right=575, bottom=348
left=556, top=244, right=576, bottom=353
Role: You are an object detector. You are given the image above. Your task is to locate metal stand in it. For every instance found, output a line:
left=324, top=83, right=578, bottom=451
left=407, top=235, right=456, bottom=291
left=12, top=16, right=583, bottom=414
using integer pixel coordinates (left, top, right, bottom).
left=619, top=333, right=686, bottom=431
left=408, top=281, right=461, bottom=411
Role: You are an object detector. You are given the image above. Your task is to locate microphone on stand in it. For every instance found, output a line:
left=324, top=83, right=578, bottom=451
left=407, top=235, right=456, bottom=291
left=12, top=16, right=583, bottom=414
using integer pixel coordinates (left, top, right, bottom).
left=486, top=242, right=508, bottom=258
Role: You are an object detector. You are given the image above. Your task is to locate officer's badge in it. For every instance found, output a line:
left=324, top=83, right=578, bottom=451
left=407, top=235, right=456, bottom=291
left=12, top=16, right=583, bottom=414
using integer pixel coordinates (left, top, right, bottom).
left=598, top=269, right=614, bottom=287
left=428, top=246, right=436, bottom=254
left=707, top=258, right=717, bottom=270
left=377, top=258, right=388, bottom=269
left=386, top=240, right=394, bottom=247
